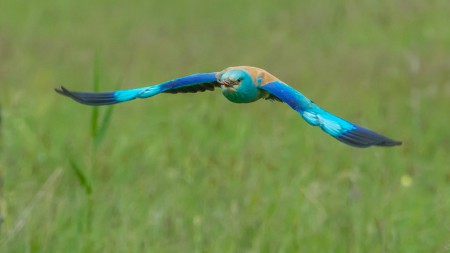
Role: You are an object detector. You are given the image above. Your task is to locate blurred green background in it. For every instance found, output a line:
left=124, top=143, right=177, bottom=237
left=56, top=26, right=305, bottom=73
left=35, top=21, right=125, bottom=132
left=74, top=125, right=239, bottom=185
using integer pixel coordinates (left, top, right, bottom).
left=1, top=0, right=449, bottom=252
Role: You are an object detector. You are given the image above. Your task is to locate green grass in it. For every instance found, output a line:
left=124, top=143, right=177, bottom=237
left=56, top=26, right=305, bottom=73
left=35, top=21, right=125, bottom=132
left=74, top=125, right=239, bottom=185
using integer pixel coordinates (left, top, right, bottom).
left=1, top=0, right=449, bottom=252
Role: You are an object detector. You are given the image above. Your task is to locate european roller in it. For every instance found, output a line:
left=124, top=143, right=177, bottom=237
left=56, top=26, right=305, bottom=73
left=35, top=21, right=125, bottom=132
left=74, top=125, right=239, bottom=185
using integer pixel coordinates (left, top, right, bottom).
left=55, top=66, right=402, bottom=148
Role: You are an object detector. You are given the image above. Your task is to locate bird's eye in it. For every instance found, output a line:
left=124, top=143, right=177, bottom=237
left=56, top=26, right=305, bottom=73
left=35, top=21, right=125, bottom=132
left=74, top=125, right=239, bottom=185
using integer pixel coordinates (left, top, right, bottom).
left=237, top=78, right=243, bottom=82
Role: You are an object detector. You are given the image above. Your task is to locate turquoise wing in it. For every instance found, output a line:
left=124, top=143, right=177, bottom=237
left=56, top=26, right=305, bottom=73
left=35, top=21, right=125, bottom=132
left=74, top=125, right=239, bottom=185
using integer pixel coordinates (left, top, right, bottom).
left=55, top=72, right=219, bottom=106
left=259, top=81, right=402, bottom=148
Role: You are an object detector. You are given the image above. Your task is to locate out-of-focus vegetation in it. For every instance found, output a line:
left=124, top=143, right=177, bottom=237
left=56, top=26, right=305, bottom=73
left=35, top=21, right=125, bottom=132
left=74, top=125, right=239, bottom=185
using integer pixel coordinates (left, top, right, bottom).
left=0, top=0, right=449, bottom=252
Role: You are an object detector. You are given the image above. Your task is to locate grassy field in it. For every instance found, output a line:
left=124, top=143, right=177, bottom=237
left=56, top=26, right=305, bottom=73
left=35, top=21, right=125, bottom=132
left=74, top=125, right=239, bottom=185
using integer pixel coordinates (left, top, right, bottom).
left=1, top=0, right=449, bottom=252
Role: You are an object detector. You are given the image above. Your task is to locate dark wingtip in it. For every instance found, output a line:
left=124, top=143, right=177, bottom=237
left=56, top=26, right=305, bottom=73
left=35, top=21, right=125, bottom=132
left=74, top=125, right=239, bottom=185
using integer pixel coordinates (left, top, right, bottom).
left=54, top=86, right=118, bottom=106
left=336, top=125, right=402, bottom=148
left=55, top=86, right=73, bottom=98
left=54, top=86, right=64, bottom=95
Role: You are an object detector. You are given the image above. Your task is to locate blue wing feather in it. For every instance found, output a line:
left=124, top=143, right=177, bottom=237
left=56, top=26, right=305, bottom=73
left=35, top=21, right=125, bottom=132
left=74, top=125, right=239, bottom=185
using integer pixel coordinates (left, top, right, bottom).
left=55, top=72, right=219, bottom=106
left=259, top=81, right=401, bottom=148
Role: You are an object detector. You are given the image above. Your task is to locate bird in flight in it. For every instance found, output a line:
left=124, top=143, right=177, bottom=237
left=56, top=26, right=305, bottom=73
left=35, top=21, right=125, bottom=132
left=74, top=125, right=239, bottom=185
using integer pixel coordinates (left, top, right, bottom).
left=56, top=66, right=402, bottom=148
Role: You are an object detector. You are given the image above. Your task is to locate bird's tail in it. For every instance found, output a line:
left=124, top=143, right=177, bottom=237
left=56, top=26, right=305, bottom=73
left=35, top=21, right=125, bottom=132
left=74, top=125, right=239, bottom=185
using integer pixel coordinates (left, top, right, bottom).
left=55, top=85, right=161, bottom=106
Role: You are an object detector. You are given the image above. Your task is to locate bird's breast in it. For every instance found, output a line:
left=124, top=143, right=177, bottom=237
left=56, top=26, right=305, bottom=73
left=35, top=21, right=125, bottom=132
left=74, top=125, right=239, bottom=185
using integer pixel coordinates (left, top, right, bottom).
left=221, top=86, right=261, bottom=103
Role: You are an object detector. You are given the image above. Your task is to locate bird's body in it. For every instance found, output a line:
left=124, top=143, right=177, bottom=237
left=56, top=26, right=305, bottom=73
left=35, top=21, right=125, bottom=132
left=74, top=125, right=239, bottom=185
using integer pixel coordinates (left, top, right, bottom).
left=56, top=66, right=402, bottom=148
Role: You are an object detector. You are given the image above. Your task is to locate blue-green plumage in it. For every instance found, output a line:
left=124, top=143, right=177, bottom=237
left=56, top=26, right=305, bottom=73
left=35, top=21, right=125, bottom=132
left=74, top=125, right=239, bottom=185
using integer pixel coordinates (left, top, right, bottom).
left=55, top=66, right=402, bottom=148
left=218, top=69, right=262, bottom=103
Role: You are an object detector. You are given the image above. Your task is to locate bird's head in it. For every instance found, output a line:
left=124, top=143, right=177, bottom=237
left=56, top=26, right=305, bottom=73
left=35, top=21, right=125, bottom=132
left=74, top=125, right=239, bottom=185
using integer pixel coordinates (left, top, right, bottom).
left=217, top=68, right=260, bottom=103
left=217, top=69, right=252, bottom=90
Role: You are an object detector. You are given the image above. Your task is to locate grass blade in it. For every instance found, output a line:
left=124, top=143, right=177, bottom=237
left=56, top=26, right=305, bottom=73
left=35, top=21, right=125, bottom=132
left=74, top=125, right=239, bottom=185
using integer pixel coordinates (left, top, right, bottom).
left=2, top=169, right=63, bottom=244
left=69, top=157, right=92, bottom=195
left=93, top=81, right=119, bottom=149
left=90, top=56, right=101, bottom=140
left=91, top=108, right=99, bottom=140
left=94, top=104, right=114, bottom=149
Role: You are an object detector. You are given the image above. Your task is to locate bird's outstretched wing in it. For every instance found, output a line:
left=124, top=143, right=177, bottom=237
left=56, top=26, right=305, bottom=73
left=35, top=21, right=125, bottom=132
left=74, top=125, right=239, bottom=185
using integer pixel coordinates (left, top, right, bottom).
left=55, top=72, right=219, bottom=106
left=259, top=81, right=402, bottom=148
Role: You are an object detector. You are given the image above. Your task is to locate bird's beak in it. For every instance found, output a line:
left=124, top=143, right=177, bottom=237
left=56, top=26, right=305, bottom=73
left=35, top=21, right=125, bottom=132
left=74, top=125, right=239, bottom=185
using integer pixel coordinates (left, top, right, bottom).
left=219, top=80, right=233, bottom=87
